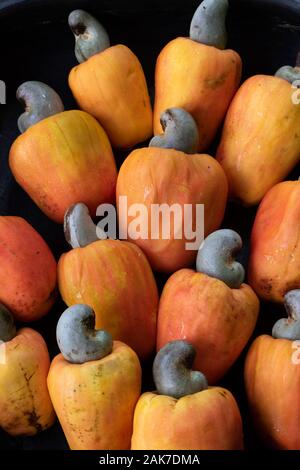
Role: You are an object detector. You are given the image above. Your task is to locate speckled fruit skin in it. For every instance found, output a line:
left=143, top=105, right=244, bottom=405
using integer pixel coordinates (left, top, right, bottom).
left=48, top=341, right=141, bottom=450
left=248, top=180, right=300, bottom=303
left=116, top=147, right=228, bottom=273
left=0, top=216, right=57, bottom=321
left=0, top=328, right=55, bottom=436
left=154, top=38, right=242, bottom=152
left=245, top=335, right=300, bottom=449
left=131, top=388, right=244, bottom=450
left=9, top=110, right=117, bottom=223
left=58, top=239, right=158, bottom=360
left=157, top=269, right=259, bottom=383
left=217, top=75, right=300, bottom=206
left=69, top=45, right=153, bottom=149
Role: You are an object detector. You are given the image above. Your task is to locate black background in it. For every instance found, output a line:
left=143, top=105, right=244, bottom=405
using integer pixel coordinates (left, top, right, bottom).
left=0, top=0, right=300, bottom=451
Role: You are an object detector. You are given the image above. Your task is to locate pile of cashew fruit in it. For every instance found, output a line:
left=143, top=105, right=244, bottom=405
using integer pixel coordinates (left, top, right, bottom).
left=1, top=0, right=300, bottom=450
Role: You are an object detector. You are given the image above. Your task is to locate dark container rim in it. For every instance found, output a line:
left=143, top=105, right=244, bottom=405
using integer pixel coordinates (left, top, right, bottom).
left=1, top=0, right=300, bottom=19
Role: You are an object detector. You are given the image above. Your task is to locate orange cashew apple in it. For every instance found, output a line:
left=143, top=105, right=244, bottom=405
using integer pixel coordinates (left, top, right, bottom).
left=131, top=340, right=243, bottom=450
left=157, top=229, right=259, bottom=383
left=48, top=304, right=141, bottom=449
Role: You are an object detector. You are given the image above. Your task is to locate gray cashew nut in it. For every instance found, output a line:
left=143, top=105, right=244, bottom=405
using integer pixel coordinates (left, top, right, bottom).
left=190, top=0, right=228, bottom=50
left=17, top=81, right=64, bottom=133
left=56, top=304, right=113, bottom=364
left=0, top=304, right=16, bottom=343
left=68, top=9, right=110, bottom=63
left=272, top=290, right=300, bottom=340
left=149, top=108, right=199, bottom=154
left=196, top=229, right=245, bottom=289
left=153, top=340, right=208, bottom=399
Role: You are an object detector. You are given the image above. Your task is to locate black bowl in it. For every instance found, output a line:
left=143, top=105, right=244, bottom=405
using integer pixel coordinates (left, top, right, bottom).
left=0, top=0, right=299, bottom=450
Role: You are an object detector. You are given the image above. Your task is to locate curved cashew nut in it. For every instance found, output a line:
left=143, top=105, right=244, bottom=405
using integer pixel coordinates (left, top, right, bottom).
left=153, top=340, right=208, bottom=399
left=56, top=304, right=113, bottom=364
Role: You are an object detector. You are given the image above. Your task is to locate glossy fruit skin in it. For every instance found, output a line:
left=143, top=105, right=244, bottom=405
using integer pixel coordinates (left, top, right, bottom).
left=58, top=239, right=158, bottom=360
left=157, top=270, right=259, bottom=383
left=48, top=341, right=141, bottom=450
left=69, top=45, right=152, bottom=149
left=217, top=75, right=300, bottom=206
left=248, top=181, right=300, bottom=303
left=116, top=148, right=228, bottom=273
left=154, top=38, right=242, bottom=152
left=9, top=110, right=117, bottom=223
left=131, top=388, right=243, bottom=450
left=245, top=334, right=300, bottom=449
left=0, top=328, right=55, bottom=436
left=0, top=217, right=57, bottom=321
